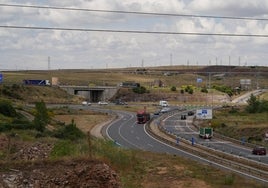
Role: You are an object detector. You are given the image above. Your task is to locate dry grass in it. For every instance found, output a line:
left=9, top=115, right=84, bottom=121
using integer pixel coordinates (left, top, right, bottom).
left=55, top=114, right=111, bottom=133
left=3, top=67, right=268, bottom=89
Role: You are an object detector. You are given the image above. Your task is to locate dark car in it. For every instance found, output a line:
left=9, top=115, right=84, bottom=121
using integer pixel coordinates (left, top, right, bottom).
left=154, top=110, right=161, bottom=115
left=188, top=111, right=194, bottom=116
left=252, top=147, right=266, bottom=155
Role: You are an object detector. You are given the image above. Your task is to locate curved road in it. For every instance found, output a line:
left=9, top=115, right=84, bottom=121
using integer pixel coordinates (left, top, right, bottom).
left=58, top=104, right=268, bottom=183
left=104, top=108, right=268, bottom=183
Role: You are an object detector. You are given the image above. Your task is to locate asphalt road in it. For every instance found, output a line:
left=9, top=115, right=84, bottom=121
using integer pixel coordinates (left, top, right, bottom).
left=60, top=104, right=268, bottom=183
left=162, top=111, right=268, bottom=164
left=105, top=110, right=213, bottom=160
left=50, top=104, right=268, bottom=165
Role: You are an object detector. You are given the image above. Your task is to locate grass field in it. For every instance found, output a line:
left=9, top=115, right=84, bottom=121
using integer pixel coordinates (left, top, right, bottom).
left=3, top=66, right=268, bottom=89
left=0, top=66, right=267, bottom=187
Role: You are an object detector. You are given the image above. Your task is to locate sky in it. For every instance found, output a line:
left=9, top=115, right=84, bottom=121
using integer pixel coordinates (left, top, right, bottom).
left=0, top=0, right=268, bottom=70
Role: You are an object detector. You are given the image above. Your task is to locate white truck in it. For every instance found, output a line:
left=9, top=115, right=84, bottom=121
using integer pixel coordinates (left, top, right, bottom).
left=159, top=100, right=169, bottom=107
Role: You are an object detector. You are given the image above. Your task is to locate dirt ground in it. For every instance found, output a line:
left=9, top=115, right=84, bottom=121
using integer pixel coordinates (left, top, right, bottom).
left=0, top=112, right=213, bottom=188
left=0, top=158, right=120, bottom=188
left=0, top=112, right=121, bottom=188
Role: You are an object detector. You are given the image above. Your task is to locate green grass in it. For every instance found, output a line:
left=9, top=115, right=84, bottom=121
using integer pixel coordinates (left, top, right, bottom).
left=209, top=107, right=268, bottom=145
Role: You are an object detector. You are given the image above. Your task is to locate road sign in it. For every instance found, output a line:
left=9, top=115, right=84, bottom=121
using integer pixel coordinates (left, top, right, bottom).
left=196, top=108, right=213, bottom=119
left=197, top=78, right=202, bottom=83
left=0, top=74, right=3, bottom=83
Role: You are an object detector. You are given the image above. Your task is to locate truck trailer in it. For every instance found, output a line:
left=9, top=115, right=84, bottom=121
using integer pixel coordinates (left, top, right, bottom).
left=23, top=79, right=50, bottom=86
left=137, top=107, right=150, bottom=124
left=199, top=127, right=213, bottom=139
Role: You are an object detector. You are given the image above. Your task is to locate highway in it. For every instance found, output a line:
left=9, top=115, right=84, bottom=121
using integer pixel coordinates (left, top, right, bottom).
left=102, top=107, right=268, bottom=183
left=106, top=110, right=190, bottom=155
left=161, top=111, right=268, bottom=164
left=58, top=104, right=268, bottom=183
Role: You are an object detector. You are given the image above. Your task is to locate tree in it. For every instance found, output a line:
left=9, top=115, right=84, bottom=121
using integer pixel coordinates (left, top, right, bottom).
left=0, top=99, right=17, bottom=117
left=246, top=94, right=260, bottom=113
left=132, top=86, right=148, bottom=94
left=33, top=101, right=50, bottom=132
left=170, top=86, right=176, bottom=92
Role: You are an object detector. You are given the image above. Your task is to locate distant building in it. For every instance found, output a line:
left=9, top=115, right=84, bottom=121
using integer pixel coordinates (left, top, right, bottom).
left=153, top=79, right=164, bottom=87
left=119, top=81, right=140, bottom=88
left=52, top=77, right=59, bottom=86
left=240, top=79, right=251, bottom=90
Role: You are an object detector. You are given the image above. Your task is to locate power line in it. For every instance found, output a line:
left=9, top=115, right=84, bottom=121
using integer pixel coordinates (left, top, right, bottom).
left=0, top=3, right=268, bottom=21
left=1, top=25, right=268, bottom=37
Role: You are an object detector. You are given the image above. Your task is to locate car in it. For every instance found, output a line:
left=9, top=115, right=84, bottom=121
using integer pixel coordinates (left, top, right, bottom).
left=115, top=101, right=127, bottom=105
left=188, top=111, right=194, bottom=116
left=98, top=101, right=108, bottom=105
left=154, top=110, right=161, bottom=115
left=82, top=101, right=91, bottom=106
left=160, top=107, right=170, bottom=113
left=252, top=147, right=266, bottom=155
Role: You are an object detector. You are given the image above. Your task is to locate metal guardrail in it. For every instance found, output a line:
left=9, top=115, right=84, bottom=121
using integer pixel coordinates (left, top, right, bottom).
left=145, top=111, right=268, bottom=182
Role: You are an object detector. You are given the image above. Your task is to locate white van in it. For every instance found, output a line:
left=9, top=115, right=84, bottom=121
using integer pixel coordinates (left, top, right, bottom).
left=159, top=100, right=169, bottom=107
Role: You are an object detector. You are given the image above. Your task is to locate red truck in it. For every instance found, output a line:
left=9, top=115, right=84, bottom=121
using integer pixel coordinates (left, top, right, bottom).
left=137, top=107, right=150, bottom=124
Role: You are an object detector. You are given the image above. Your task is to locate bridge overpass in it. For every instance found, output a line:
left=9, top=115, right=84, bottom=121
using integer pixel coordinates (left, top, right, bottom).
left=60, top=85, right=118, bottom=102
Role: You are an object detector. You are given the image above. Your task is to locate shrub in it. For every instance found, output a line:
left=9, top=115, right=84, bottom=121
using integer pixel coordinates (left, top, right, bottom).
left=183, top=85, right=194, bottom=94
left=170, top=86, right=176, bottom=92
left=212, top=85, right=233, bottom=97
left=246, top=94, right=268, bottom=113
left=50, top=140, right=77, bottom=158
left=201, top=87, right=208, bottom=93
left=132, top=86, right=148, bottom=94
left=33, top=101, right=50, bottom=132
left=1, top=85, right=23, bottom=100
left=53, top=119, right=85, bottom=141
left=0, top=100, right=17, bottom=117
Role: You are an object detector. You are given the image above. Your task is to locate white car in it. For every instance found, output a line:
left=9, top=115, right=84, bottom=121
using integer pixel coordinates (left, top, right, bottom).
left=98, top=101, right=108, bottom=105
left=82, top=101, right=91, bottom=106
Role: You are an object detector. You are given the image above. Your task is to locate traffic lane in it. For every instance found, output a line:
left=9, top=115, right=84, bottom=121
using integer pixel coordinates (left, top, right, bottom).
left=201, top=141, right=268, bottom=163
left=106, top=111, right=166, bottom=151
left=106, top=111, right=139, bottom=149
left=162, top=113, right=268, bottom=163
left=106, top=112, right=200, bottom=157
left=106, top=111, right=176, bottom=153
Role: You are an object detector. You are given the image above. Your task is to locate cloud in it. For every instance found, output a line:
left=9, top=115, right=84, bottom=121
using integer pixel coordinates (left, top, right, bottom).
left=188, top=0, right=268, bottom=17
left=0, top=0, right=268, bottom=70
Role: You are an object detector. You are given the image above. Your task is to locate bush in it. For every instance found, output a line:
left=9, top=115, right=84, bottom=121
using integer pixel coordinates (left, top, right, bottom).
left=183, top=85, right=194, bottom=94
left=0, top=100, right=17, bottom=117
left=0, top=122, right=34, bottom=132
left=201, top=87, right=208, bottom=93
left=170, top=86, right=176, bottom=92
left=33, top=101, right=50, bottom=132
left=50, top=140, right=78, bottom=158
left=213, top=85, right=233, bottom=97
left=246, top=94, right=268, bottom=113
left=1, top=85, right=23, bottom=100
left=132, top=86, right=148, bottom=94
left=53, top=119, right=85, bottom=141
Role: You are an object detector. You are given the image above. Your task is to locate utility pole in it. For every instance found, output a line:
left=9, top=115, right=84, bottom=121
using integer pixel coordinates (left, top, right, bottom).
left=48, top=56, right=51, bottom=70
